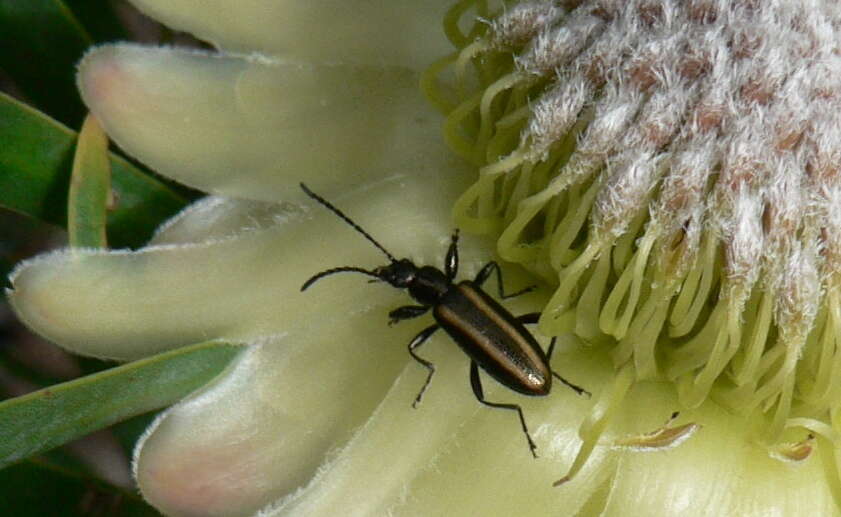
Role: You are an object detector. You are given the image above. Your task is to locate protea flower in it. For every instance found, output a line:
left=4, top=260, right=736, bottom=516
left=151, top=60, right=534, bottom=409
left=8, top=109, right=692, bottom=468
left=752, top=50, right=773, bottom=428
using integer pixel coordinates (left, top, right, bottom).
left=8, top=0, right=841, bottom=515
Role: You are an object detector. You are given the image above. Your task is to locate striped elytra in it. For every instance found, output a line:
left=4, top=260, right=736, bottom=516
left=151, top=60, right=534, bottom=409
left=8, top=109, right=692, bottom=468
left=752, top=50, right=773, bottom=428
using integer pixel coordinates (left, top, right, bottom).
left=434, top=282, right=552, bottom=397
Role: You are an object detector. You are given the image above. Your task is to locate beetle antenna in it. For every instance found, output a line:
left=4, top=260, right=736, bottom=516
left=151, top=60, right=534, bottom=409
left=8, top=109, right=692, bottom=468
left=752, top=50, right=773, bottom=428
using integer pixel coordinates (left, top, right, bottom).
left=300, top=183, right=397, bottom=263
left=301, top=266, right=382, bottom=291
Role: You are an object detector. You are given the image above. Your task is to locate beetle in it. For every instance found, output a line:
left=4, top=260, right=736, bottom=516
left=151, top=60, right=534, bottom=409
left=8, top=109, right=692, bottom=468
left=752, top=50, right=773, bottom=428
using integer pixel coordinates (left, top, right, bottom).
left=299, top=183, right=588, bottom=458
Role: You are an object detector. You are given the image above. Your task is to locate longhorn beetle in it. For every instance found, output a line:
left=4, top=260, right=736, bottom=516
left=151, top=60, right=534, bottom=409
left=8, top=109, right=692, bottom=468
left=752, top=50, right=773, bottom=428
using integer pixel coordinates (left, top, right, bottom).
left=300, top=183, right=588, bottom=458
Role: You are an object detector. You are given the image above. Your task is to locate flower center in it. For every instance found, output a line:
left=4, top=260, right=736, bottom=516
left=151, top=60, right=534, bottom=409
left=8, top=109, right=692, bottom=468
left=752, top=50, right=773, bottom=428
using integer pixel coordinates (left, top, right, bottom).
left=425, top=0, right=841, bottom=482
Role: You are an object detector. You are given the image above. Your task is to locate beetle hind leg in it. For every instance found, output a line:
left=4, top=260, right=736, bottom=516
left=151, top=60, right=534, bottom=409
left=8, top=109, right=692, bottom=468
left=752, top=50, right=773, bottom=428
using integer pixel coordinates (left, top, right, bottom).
left=408, top=324, right=439, bottom=408
left=474, top=261, right=536, bottom=299
left=546, top=336, right=591, bottom=397
left=551, top=369, right=590, bottom=397
left=469, top=361, right=538, bottom=459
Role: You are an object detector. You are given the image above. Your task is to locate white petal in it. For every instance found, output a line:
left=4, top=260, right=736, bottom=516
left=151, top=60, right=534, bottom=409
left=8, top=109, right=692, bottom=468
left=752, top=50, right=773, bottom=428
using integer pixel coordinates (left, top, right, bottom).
left=265, top=343, right=483, bottom=516
left=7, top=173, right=470, bottom=360
left=128, top=0, right=454, bottom=70
left=150, top=196, right=301, bottom=246
left=78, top=44, right=456, bottom=201
left=263, top=342, right=612, bottom=516
left=134, top=325, right=408, bottom=517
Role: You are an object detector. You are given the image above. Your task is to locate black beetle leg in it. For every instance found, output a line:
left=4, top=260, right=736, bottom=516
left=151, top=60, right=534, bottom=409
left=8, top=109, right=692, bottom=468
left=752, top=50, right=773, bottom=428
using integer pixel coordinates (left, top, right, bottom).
left=547, top=338, right=590, bottom=397
left=470, top=361, right=538, bottom=459
left=389, top=305, right=429, bottom=326
left=518, top=313, right=591, bottom=398
left=408, top=324, right=439, bottom=408
left=444, top=229, right=460, bottom=281
left=473, top=261, right=535, bottom=299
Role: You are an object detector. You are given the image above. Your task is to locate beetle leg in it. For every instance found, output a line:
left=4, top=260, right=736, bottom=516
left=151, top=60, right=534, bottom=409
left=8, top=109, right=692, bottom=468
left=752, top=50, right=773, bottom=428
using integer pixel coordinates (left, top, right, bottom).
left=389, top=305, right=430, bottom=326
left=518, top=313, right=591, bottom=397
left=545, top=336, right=591, bottom=397
left=469, top=361, right=538, bottom=459
left=473, top=261, right=535, bottom=299
left=444, top=229, right=460, bottom=280
left=408, top=324, right=439, bottom=408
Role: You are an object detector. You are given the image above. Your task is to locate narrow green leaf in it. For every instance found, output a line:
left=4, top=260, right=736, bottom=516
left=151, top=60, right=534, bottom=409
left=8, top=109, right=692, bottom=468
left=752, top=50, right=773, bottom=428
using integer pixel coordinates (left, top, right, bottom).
left=0, top=459, right=161, bottom=516
left=68, top=114, right=110, bottom=248
left=0, top=0, right=91, bottom=127
left=0, top=341, right=243, bottom=469
left=0, top=92, right=188, bottom=248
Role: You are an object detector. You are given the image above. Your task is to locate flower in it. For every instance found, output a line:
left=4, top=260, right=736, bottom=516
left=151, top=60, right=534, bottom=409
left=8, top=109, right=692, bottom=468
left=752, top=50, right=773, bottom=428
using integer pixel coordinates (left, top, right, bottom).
left=8, top=0, right=841, bottom=516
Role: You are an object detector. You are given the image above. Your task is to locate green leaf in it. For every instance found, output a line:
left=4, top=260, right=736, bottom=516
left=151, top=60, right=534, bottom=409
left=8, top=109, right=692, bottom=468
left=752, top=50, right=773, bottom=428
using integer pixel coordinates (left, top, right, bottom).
left=0, top=459, right=161, bottom=516
left=0, top=92, right=188, bottom=248
left=0, top=0, right=92, bottom=127
left=68, top=114, right=110, bottom=248
left=0, top=341, right=243, bottom=469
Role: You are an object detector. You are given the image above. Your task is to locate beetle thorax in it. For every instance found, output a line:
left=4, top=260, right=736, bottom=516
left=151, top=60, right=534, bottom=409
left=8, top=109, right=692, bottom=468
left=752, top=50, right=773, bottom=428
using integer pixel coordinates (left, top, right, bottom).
left=407, top=266, right=450, bottom=306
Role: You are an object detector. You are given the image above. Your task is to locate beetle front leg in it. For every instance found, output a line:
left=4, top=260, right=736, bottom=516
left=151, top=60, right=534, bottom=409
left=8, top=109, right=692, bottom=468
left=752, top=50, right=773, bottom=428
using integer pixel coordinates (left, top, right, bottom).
left=444, top=229, right=460, bottom=281
left=469, top=361, right=538, bottom=459
left=473, top=261, right=535, bottom=299
left=408, top=324, right=439, bottom=408
left=518, top=313, right=590, bottom=397
left=389, top=305, right=429, bottom=326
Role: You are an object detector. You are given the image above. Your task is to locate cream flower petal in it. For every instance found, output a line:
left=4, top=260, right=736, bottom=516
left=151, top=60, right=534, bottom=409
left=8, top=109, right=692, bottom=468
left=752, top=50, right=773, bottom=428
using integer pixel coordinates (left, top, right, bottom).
left=128, top=0, right=453, bottom=69
left=265, top=343, right=610, bottom=516
left=134, top=326, right=410, bottom=517
left=78, top=44, right=452, bottom=201
left=149, top=196, right=301, bottom=246
left=7, top=174, right=469, bottom=360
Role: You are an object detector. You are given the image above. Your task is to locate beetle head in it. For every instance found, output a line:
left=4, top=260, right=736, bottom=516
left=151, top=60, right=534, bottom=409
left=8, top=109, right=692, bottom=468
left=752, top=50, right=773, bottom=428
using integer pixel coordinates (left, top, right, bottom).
left=374, top=259, right=418, bottom=288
